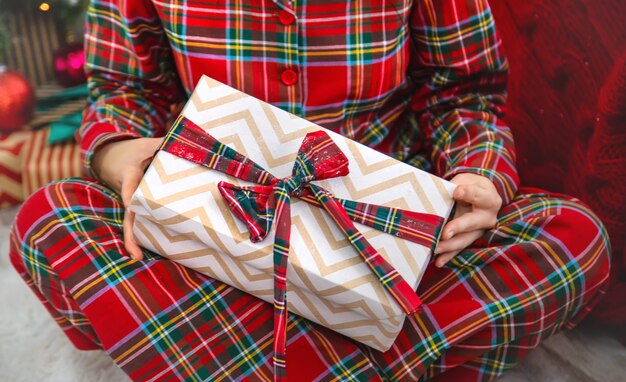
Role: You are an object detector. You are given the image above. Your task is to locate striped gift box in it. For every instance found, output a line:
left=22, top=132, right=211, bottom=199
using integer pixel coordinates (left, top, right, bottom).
left=0, top=132, right=30, bottom=208
left=0, top=127, right=84, bottom=208
left=21, top=127, right=84, bottom=197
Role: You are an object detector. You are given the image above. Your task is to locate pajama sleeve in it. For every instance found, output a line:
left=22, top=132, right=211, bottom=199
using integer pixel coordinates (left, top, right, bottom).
left=78, top=0, right=186, bottom=177
left=409, top=0, right=520, bottom=205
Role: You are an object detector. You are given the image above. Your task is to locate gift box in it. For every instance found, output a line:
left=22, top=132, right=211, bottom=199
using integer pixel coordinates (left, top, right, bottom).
left=0, top=127, right=83, bottom=208
left=0, top=132, right=30, bottom=208
left=0, top=82, right=86, bottom=208
left=130, top=75, right=456, bottom=353
left=21, top=127, right=83, bottom=197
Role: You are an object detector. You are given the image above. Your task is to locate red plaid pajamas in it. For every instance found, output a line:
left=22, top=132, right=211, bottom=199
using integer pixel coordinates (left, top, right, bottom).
left=9, top=0, right=611, bottom=381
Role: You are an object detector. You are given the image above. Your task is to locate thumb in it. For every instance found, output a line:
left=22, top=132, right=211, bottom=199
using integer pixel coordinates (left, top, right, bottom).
left=121, top=170, right=145, bottom=260
left=121, top=168, right=144, bottom=209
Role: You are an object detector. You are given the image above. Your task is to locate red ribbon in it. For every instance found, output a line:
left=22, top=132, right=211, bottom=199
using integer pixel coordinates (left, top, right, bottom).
left=160, top=116, right=445, bottom=381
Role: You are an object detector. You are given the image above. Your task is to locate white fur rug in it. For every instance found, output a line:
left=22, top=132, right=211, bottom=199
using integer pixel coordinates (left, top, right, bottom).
left=0, top=206, right=129, bottom=382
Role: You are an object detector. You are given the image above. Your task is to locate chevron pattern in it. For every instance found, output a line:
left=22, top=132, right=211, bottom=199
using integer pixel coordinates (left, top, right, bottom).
left=130, top=75, right=456, bottom=351
left=0, top=132, right=29, bottom=208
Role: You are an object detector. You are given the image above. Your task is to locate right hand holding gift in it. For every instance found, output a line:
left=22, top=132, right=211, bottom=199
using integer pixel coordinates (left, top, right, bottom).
left=434, top=173, right=502, bottom=268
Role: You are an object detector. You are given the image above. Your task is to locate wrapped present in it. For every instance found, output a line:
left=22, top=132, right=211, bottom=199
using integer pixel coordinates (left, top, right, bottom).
left=0, top=79, right=86, bottom=208
left=0, top=132, right=30, bottom=208
left=0, top=128, right=83, bottom=208
left=21, top=127, right=84, bottom=197
left=29, top=83, right=88, bottom=133
left=130, top=76, right=456, bottom=366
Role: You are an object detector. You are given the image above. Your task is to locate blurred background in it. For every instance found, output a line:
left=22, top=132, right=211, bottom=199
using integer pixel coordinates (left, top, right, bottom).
left=0, top=0, right=87, bottom=88
left=0, top=2, right=130, bottom=381
left=0, top=0, right=89, bottom=210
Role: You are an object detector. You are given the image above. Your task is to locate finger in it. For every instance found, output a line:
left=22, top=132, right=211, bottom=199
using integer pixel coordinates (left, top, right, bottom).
left=123, top=209, right=143, bottom=260
left=442, top=211, right=495, bottom=240
left=435, top=229, right=484, bottom=259
left=120, top=170, right=144, bottom=261
left=454, top=183, right=499, bottom=209
left=434, top=250, right=460, bottom=268
left=440, top=201, right=470, bottom=238
left=120, top=169, right=144, bottom=209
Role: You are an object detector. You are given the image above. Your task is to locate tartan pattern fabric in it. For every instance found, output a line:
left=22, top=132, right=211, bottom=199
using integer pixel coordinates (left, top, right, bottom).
left=8, top=0, right=613, bottom=380
left=10, top=180, right=610, bottom=381
left=162, top=117, right=445, bottom=379
left=78, top=0, right=519, bottom=205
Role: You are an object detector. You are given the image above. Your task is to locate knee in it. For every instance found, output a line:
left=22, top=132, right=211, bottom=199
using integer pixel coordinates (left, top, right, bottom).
left=505, top=192, right=612, bottom=298
left=9, top=182, right=55, bottom=278
left=510, top=193, right=611, bottom=275
left=551, top=197, right=611, bottom=275
left=11, top=178, right=116, bottom=259
left=11, top=183, right=53, bottom=248
left=546, top=197, right=614, bottom=326
left=490, top=194, right=613, bottom=329
left=530, top=196, right=613, bottom=315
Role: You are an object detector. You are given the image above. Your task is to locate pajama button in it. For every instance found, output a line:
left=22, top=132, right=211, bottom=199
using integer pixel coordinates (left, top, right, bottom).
left=281, top=69, right=298, bottom=86
left=278, top=9, right=295, bottom=25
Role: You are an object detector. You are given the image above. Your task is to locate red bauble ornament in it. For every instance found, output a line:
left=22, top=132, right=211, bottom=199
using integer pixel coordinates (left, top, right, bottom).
left=0, top=68, right=35, bottom=132
left=53, top=42, right=87, bottom=88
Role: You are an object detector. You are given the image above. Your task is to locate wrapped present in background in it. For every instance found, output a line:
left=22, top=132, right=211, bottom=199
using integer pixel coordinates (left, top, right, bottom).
left=29, top=83, right=87, bottom=135
left=21, top=127, right=83, bottom=197
left=130, top=76, right=457, bottom=352
left=0, top=1, right=94, bottom=208
left=0, top=131, right=30, bottom=207
left=0, top=82, right=87, bottom=208
left=0, top=1, right=88, bottom=88
left=0, top=127, right=84, bottom=208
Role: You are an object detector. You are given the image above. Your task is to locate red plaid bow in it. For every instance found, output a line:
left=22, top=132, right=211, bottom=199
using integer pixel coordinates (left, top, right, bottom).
left=161, top=116, right=445, bottom=381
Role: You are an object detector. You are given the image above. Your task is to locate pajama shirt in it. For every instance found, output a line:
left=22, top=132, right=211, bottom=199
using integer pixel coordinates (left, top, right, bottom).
left=10, top=0, right=611, bottom=381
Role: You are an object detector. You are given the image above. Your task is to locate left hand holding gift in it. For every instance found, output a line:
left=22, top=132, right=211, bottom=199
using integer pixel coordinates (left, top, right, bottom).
left=434, top=173, right=502, bottom=267
left=92, top=137, right=163, bottom=261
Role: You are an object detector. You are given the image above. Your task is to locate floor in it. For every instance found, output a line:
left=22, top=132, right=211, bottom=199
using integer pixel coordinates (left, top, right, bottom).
left=0, top=205, right=624, bottom=381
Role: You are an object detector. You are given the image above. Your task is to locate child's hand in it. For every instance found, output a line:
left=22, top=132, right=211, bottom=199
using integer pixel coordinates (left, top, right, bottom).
left=92, top=137, right=162, bottom=260
left=434, top=173, right=502, bottom=267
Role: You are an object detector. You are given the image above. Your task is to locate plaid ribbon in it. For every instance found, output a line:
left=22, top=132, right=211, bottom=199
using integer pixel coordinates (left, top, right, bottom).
left=160, top=116, right=445, bottom=381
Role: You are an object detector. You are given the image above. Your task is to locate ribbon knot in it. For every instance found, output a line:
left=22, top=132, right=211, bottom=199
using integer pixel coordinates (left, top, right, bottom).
left=283, top=175, right=304, bottom=196
left=160, top=116, right=446, bottom=382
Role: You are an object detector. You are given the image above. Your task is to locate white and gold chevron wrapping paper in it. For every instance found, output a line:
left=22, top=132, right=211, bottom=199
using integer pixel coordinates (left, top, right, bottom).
left=130, top=75, right=456, bottom=351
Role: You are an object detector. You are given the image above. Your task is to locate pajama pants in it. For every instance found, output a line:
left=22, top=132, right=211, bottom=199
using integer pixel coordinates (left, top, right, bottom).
left=9, top=178, right=610, bottom=381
